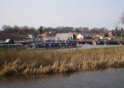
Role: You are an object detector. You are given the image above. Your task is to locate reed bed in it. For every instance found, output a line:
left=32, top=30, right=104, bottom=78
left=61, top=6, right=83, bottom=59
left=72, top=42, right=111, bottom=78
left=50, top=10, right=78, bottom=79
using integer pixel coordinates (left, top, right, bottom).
left=0, top=47, right=124, bottom=76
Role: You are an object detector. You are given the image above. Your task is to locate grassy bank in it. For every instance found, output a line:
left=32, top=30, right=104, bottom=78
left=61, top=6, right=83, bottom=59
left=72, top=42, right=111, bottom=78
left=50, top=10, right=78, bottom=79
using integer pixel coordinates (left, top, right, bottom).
left=0, top=47, right=124, bottom=76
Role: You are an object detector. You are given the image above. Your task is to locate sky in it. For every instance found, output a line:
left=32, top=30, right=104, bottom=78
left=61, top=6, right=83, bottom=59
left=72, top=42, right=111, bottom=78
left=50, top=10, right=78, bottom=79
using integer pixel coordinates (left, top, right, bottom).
left=0, top=0, right=124, bottom=30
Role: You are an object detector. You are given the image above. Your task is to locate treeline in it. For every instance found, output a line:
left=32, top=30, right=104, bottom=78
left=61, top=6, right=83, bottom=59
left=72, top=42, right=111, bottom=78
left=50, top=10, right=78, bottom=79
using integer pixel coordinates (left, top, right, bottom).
left=0, top=25, right=109, bottom=35
left=111, top=27, right=124, bottom=38
left=0, top=25, right=124, bottom=38
left=0, top=25, right=38, bottom=35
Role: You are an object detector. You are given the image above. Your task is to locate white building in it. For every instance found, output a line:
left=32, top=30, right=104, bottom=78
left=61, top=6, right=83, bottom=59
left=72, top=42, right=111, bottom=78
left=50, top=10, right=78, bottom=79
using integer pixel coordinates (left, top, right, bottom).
left=77, top=34, right=84, bottom=40
left=55, top=33, right=73, bottom=40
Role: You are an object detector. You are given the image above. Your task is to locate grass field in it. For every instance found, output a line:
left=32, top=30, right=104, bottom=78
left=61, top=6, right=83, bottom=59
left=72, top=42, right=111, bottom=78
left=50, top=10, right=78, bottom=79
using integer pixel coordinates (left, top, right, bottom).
left=0, top=47, right=124, bottom=76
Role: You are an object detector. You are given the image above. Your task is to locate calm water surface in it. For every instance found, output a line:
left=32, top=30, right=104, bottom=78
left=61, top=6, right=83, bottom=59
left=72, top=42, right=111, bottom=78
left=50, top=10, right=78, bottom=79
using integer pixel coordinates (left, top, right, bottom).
left=0, top=68, right=124, bottom=88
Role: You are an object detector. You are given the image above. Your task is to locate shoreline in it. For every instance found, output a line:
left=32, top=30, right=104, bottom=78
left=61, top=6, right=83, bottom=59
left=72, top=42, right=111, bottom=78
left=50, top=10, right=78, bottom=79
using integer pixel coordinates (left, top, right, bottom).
left=0, top=46, right=124, bottom=77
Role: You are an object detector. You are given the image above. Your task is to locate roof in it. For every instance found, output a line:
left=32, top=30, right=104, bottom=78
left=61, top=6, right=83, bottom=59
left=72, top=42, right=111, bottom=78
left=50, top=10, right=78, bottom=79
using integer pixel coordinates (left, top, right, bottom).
left=55, top=33, right=73, bottom=40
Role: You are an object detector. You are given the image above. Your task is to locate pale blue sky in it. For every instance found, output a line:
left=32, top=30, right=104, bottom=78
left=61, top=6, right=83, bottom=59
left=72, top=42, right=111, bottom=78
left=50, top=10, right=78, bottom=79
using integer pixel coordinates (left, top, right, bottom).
left=0, top=0, right=124, bottom=29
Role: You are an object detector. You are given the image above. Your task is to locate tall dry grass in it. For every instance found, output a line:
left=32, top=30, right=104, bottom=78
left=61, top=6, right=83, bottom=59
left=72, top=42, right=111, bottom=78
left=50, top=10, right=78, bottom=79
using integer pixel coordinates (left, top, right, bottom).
left=0, top=47, right=124, bottom=76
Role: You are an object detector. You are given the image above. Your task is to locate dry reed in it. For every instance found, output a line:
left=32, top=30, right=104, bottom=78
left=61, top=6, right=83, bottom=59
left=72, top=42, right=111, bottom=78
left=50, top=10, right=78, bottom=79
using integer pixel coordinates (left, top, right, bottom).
left=0, top=46, right=124, bottom=76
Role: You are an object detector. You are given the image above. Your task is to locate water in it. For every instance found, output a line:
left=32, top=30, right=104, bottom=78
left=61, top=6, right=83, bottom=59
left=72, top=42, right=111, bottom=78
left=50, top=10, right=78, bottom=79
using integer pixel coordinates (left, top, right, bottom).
left=80, top=44, right=122, bottom=49
left=0, top=68, right=124, bottom=88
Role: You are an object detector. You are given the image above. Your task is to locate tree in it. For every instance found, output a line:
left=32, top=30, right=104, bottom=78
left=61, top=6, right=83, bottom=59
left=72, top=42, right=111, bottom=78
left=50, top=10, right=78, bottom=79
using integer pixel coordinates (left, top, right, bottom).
left=121, top=12, right=124, bottom=25
left=75, top=28, right=82, bottom=33
left=2, top=25, right=13, bottom=34
left=38, top=26, right=43, bottom=34
left=73, top=34, right=77, bottom=40
left=2, top=25, right=38, bottom=35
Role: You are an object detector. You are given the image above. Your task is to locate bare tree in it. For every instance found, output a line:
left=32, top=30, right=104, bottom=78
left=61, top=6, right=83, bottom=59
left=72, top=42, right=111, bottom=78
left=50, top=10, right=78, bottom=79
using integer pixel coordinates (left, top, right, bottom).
left=121, top=12, right=124, bottom=26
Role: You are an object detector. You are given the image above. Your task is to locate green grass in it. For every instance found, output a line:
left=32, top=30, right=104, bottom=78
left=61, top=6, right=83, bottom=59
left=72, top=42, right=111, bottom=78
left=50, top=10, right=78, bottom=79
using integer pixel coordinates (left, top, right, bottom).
left=0, top=47, right=124, bottom=76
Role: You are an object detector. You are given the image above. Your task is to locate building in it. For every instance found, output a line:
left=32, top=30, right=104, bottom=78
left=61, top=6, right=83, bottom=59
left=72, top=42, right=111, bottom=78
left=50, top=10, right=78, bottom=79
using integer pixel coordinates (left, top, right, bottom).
left=55, top=33, right=73, bottom=40
left=76, top=34, right=84, bottom=40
